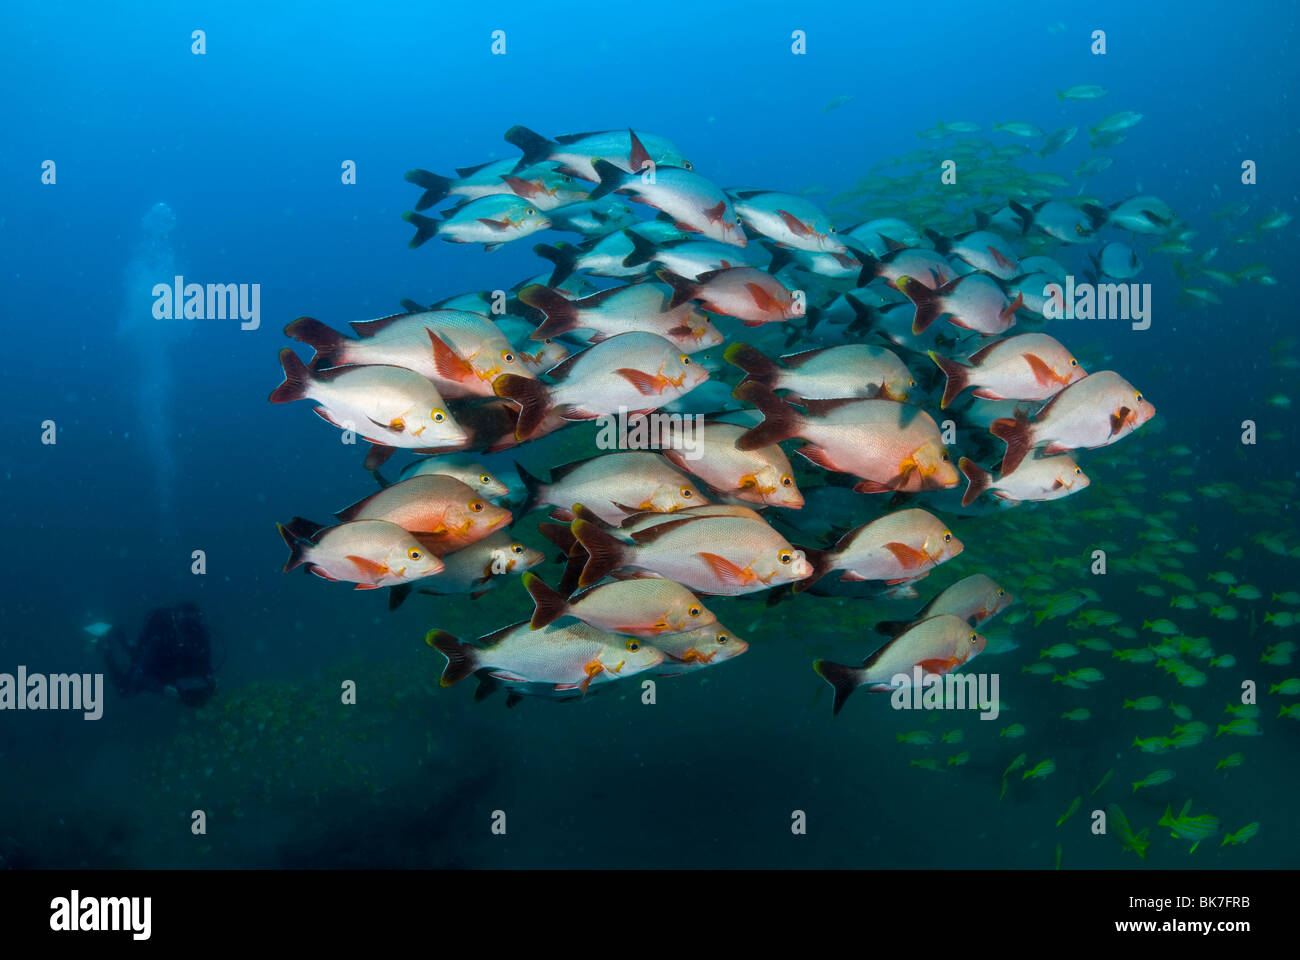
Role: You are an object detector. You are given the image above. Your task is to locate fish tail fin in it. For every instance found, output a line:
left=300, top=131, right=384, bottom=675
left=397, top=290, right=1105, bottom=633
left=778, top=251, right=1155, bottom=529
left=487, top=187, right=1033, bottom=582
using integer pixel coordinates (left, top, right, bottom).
left=403, top=168, right=453, bottom=211
left=284, top=316, right=347, bottom=366
left=844, top=293, right=878, bottom=336
left=537, top=520, right=578, bottom=557
left=990, top=413, right=1033, bottom=475
left=813, top=659, right=862, bottom=716
left=957, top=456, right=993, bottom=507
left=493, top=374, right=552, bottom=441
left=276, top=516, right=322, bottom=572
left=522, top=572, right=568, bottom=629
left=855, top=252, right=881, bottom=286
left=534, top=241, right=578, bottom=287
left=402, top=211, right=440, bottom=248
left=504, top=125, right=556, bottom=170
left=654, top=267, right=700, bottom=310
left=1082, top=203, right=1111, bottom=231
left=792, top=547, right=834, bottom=593
left=723, top=342, right=779, bottom=387
left=268, top=348, right=313, bottom=404
left=515, top=461, right=546, bottom=516
left=517, top=284, right=579, bottom=339
left=897, top=276, right=941, bottom=334
left=387, top=584, right=413, bottom=611
left=571, top=518, right=628, bottom=587
left=927, top=350, right=970, bottom=408
left=622, top=230, right=662, bottom=268
left=732, top=382, right=802, bottom=450
left=1008, top=200, right=1034, bottom=235
left=426, top=630, right=478, bottom=686
left=589, top=158, right=626, bottom=201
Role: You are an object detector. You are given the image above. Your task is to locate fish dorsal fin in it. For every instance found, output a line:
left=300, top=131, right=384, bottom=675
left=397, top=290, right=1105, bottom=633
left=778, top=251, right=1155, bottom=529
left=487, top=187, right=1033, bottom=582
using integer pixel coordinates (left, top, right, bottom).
left=729, top=189, right=770, bottom=200
left=628, top=516, right=702, bottom=544
left=879, top=234, right=908, bottom=253
left=800, top=396, right=861, bottom=416
left=575, top=285, right=631, bottom=309
left=477, top=621, right=530, bottom=647
left=546, top=457, right=597, bottom=483
left=627, top=128, right=651, bottom=172
left=543, top=346, right=589, bottom=382
left=454, top=160, right=496, bottom=178
left=553, top=130, right=611, bottom=144
left=779, top=346, right=827, bottom=368
left=351, top=312, right=415, bottom=338
left=967, top=340, right=1004, bottom=365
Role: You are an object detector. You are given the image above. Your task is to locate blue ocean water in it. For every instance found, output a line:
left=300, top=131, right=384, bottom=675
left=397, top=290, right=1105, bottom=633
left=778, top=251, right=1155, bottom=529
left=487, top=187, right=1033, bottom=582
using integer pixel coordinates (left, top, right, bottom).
left=0, top=0, right=1296, bottom=868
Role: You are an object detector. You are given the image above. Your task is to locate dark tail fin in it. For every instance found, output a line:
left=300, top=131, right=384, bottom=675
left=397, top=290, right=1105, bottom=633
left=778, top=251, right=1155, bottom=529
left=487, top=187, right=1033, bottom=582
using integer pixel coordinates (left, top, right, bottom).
left=494, top=375, right=552, bottom=441
left=537, top=520, right=578, bottom=556
left=990, top=414, right=1034, bottom=475
left=844, top=293, right=878, bottom=336
left=284, top=317, right=348, bottom=366
left=517, top=284, right=580, bottom=339
left=403, top=211, right=440, bottom=248
left=504, top=125, right=556, bottom=170
left=426, top=630, right=477, bottom=686
left=571, top=519, right=629, bottom=588
left=927, top=350, right=970, bottom=408
left=404, top=169, right=454, bottom=211
left=622, top=229, right=663, bottom=269
left=1082, top=203, right=1111, bottom=231
left=654, top=268, right=700, bottom=309
left=792, top=547, right=835, bottom=593
left=812, top=659, right=862, bottom=716
left=855, top=252, right=882, bottom=287
left=523, top=572, right=569, bottom=629
left=269, top=348, right=313, bottom=404
left=589, top=158, right=627, bottom=201
left=924, top=228, right=953, bottom=254
left=957, top=456, right=993, bottom=507
left=724, top=342, right=780, bottom=387
left=388, top=584, right=413, bottom=611
left=1008, top=201, right=1034, bottom=235
left=276, top=521, right=310, bottom=573
left=515, top=461, right=546, bottom=516
left=897, top=275, right=943, bottom=335
left=534, top=242, right=579, bottom=287
left=733, top=382, right=802, bottom=450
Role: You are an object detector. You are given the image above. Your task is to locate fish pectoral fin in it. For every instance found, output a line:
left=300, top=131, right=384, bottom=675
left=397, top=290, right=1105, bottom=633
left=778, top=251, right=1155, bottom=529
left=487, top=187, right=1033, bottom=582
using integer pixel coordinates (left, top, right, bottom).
left=882, top=541, right=929, bottom=569
left=917, top=657, right=959, bottom=675
left=698, top=552, right=756, bottom=587
left=1109, top=406, right=1132, bottom=435
left=1022, top=353, right=1059, bottom=386
left=345, top=555, right=389, bottom=581
left=614, top=367, right=666, bottom=395
left=477, top=217, right=514, bottom=230
left=426, top=329, right=476, bottom=383
left=777, top=210, right=812, bottom=237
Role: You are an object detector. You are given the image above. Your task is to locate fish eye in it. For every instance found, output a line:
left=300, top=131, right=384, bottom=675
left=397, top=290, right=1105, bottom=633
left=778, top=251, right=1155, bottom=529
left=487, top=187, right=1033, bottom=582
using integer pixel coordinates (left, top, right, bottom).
left=1136, top=392, right=1144, bottom=402
left=432, top=410, right=446, bottom=423
left=781, top=475, right=793, bottom=487
left=680, top=354, right=691, bottom=364
left=908, top=378, right=916, bottom=387
left=970, top=633, right=978, bottom=643
left=511, top=543, right=525, bottom=554
left=680, top=486, right=694, bottom=498
left=562, top=175, right=572, bottom=183
left=480, top=474, right=492, bottom=484
left=502, top=350, right=516, bottom=363
left=941, top=452, right=950, bottom=462
left=997, top=588, right=1005, bottom=596
left=626, top=639, right=641, bottom=652
left=408, top=548, right=422, bottom=561
left=828, top=225, right=836, bottom=233
left=716, top=633, right=729, bottom=644
left=1069, top=358, right=1078, bottom=366
left=470, top=500, right=485, bottom=512
left=943, top=532, right=953, bottom=542
left=688, top=605, right=701, bottom=617
left=525, top=207, right=536, bottom=216
left=779, top=550, right=793, bottom=564
left=1074, top=467, right=1082, bottom=475
left=683, top=160, right=693, bottom=170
